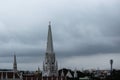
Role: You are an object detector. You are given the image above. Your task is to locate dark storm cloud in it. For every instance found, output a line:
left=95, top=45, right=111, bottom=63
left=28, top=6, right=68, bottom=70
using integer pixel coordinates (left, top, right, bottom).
left=0, top=0, right=120, bottom=70
left=56, top=37, right=120, bottom=57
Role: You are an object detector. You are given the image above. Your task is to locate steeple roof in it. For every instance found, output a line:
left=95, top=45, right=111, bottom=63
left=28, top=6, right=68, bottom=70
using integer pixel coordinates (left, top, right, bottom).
left=66, top=71, right=72, bottom=78
left=46, top=22, right=54, bottom=53
left=74, top=69, right=77, bottom=78
left=13, top=54, right=17, bottom=72
left=61, top=70, right=64, bottom=77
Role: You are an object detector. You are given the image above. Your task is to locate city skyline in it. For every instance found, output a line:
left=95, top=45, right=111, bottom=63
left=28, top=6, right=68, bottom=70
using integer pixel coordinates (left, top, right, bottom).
left=0, top=0, right=120, bottom=70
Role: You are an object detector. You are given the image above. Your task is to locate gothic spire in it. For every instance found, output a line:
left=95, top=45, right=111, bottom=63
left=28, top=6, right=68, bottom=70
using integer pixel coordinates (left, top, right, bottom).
left=13, top=53, right=17, bottom=72
left=43, top=22, right=58, bottom=77
left=46, top=21, right=54, bottom=53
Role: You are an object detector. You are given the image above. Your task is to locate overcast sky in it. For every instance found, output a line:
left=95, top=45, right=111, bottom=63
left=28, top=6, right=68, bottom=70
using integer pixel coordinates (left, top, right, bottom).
left=0, top=0, right=120, bottom=71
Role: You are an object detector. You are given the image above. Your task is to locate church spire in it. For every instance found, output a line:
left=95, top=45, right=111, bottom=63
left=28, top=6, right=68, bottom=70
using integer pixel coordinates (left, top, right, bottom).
left=43, top=22, right=58, bottom=77
left=46, top=21, right=54, bottom=53
left=13, top=53, right=17, bottom=72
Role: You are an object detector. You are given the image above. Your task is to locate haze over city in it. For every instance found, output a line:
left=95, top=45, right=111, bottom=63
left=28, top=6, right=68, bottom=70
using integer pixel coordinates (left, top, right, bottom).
left=0, top=0, right=120, bottom=70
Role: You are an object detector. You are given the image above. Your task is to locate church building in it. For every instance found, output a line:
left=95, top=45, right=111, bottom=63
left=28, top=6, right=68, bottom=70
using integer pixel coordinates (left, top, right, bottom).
left=43, top=22, right=58, bottom=77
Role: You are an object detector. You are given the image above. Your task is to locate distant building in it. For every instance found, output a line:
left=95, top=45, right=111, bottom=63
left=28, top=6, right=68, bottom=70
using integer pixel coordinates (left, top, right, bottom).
left=0, top=71, right=22, bottom=80
left=0, top=54, right=22, bottom=80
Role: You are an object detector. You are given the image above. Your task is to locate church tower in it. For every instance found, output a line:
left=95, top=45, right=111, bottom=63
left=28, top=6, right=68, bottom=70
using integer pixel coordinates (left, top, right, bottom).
left=43, top=22, right=58, bottom=77
left=13, top=54, right=17, bottom=72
